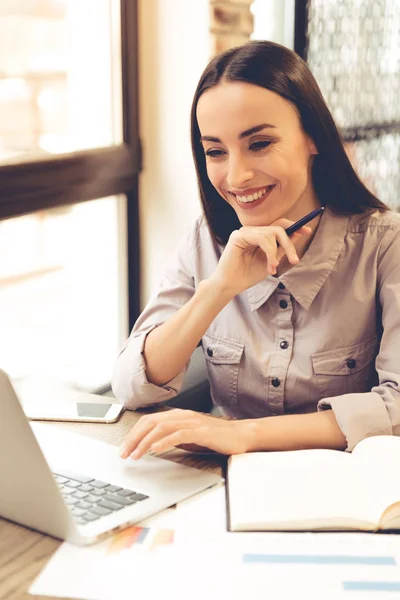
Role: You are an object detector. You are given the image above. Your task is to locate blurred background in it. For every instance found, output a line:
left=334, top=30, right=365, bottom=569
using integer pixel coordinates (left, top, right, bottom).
left=0, top=0, right=399, bottom=396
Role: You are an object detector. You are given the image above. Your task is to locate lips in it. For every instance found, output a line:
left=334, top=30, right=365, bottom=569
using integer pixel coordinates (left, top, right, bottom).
left=230, top=185, right=276, bottom=210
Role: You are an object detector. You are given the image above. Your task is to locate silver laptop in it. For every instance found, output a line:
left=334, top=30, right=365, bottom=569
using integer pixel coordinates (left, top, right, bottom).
left=0, top=369, right=221, bottom=545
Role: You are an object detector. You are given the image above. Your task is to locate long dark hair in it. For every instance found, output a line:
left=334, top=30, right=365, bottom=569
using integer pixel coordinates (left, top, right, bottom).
left=190, top=41, right=388, bottom=245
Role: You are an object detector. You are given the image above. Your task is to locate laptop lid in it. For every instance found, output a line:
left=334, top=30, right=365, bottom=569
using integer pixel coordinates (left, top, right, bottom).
left=0, top=369, right=82, bottom=543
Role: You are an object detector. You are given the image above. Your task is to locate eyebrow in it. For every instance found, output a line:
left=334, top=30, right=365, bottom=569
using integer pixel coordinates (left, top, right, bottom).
left=200, top=123, right=276, bottom=143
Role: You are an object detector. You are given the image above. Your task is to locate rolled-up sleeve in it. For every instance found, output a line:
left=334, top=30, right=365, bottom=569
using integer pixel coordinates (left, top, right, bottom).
left=318, top=226, right=400, bottom=451
left=112, top=218, right=201, bottom=410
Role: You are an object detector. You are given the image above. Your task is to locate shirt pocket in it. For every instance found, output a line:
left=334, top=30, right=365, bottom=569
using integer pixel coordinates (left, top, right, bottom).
left=202, top=332, right=244, bottom=407
left=312, top=336, right=379, bottom=399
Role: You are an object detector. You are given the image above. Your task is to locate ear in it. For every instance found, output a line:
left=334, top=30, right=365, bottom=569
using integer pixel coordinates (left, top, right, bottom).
left=307, top=137, right=318, bottom=155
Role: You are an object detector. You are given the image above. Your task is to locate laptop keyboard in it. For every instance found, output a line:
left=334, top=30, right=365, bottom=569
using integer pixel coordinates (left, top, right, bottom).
left=53, top=469, right=149, bottom=526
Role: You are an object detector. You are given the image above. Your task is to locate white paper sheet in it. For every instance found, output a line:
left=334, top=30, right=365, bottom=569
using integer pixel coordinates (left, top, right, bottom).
left=30, top=484, right=400, bottom=600
left=29, top=507, right=178, bottom=600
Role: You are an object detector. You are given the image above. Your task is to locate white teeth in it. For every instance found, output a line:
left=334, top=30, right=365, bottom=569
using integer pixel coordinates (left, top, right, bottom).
left=236, top=185, right=274, bottom=203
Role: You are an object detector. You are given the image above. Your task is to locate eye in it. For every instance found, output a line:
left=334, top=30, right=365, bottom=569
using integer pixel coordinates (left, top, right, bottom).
left=204, top=149, right=225, bottom=158
left=250, top=140, right=271, bottom=152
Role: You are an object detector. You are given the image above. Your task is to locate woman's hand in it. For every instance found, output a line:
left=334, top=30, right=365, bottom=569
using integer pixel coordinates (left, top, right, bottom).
left=119, top=409, right=253, bottom=459
left=209, top=219, right=311, bottom=297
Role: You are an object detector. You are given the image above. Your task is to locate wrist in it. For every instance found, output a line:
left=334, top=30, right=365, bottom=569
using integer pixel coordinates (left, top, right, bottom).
left=240, top=419, right=265, bottom=453
left=203, top=276, right=237, bottom=302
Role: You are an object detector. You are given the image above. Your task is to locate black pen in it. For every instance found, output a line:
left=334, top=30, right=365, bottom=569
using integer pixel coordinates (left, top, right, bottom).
left=285, top=206, right=325, bottom=237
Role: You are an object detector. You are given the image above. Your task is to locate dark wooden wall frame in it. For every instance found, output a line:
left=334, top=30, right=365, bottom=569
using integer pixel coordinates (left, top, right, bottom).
left=121, top=0, right=141, bottom=328
left=294, top=0, right=309, bottom=61
left=0, top=0, right=141, bottom=330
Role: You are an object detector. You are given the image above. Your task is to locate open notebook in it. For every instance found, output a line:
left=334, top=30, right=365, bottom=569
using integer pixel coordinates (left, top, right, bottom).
left=227, top=435, right=400, bottom=532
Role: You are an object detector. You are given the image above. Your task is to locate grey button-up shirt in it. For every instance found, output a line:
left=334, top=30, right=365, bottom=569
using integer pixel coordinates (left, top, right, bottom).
left=112, top=206, right=400, bottom=451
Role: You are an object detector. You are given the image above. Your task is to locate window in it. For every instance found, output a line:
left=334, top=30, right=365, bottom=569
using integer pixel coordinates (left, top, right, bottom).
left=295, top=0, right=400, bottom=210
left=0, top=0, right=122, bottom=161
left=0, top=0, right=140, bottom=392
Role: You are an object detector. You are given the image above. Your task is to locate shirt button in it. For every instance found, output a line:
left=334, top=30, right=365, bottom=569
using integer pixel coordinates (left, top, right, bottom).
left=207, top=348, right=213, bottom=357
left=279, top=299, right=288, bottom=309
left=347, top=359, right=357, bottom=369
left=278, top=282, right=285, bottom=290
left=271, top=378, right=281, bottom=388
left=280, top=340, right=289, bottom=350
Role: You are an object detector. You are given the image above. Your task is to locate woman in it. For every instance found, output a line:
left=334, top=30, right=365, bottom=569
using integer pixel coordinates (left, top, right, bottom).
left=113, top=41, right=400, bottom=460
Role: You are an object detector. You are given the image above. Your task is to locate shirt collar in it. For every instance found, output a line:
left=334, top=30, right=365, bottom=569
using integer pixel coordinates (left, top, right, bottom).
left=247, top=207, right=349, bottom=312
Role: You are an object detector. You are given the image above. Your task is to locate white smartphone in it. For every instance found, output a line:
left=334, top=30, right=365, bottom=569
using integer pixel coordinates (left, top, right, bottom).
left=23, top=400, right=124, bottom=423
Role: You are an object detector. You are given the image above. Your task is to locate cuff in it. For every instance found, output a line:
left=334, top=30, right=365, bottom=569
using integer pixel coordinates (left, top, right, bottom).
left=317, top=392, right=393, bottom=452
left=111, top=325, right=186, bottom=410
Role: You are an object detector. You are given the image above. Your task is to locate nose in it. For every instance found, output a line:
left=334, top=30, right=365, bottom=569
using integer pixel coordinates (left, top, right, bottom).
left=226, top=154, right=255, bottom=190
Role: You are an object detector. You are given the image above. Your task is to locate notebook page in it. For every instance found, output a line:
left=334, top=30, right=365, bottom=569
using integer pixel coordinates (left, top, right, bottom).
left=228, top=449, right=380, bottom=530
left=352, top=436, right=400, bottom=526
left=352, top=435, right=400, bottom=464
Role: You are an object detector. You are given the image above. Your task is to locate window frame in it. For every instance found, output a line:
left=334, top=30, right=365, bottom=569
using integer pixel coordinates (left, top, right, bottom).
left=0, top=0, right=140, bottom=329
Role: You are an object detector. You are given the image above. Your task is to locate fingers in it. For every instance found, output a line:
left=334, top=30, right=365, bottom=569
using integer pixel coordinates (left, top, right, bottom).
left=119, top=419, right=157, bottom=458
left=132, top=419, right=199, bottom=459
left=232, top=223, right=312, bottom=275
left=268, top=224, right=313, bottom=268
left=258, top=235, right=280, bottom=275
left=120, top=409, right=199, bottom=460
left=294, top=224, right=312, bottom=238
left=151, top=428, right=207, bottom=454
left=276, top=231, right=301, bottom=262
left=251, top=227, right=305, bottom=272
left=273, top=227, right=302, bottom=265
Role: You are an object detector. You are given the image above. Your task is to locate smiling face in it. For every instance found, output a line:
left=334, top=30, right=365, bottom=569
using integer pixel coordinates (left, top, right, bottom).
left=196, top=81, right=321, bottom=227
